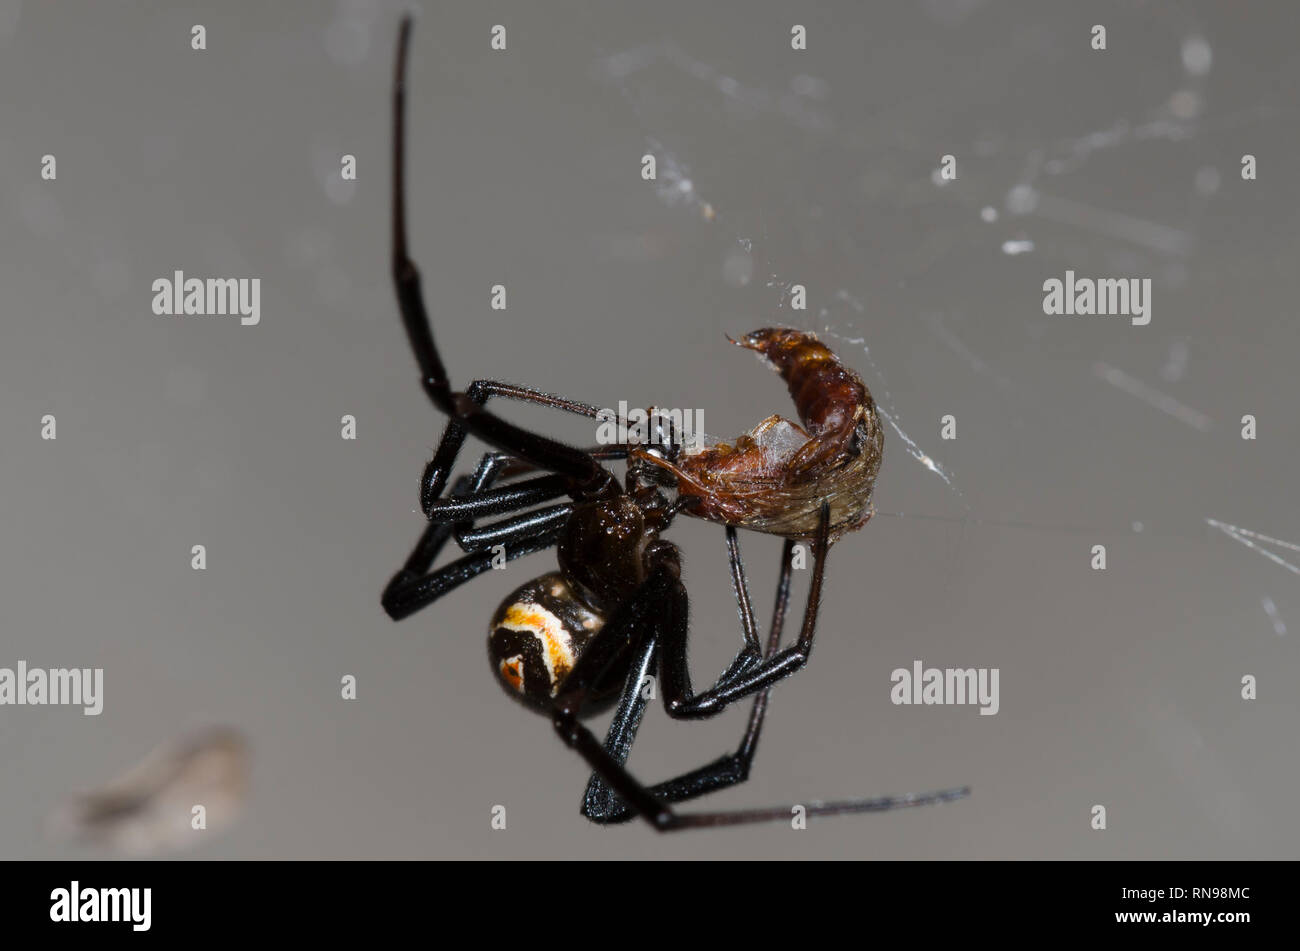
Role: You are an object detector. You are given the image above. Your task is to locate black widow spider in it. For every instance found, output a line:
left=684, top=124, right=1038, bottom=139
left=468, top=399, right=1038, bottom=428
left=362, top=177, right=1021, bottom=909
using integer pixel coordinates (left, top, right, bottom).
left=381, top=17, right=969, bottom=830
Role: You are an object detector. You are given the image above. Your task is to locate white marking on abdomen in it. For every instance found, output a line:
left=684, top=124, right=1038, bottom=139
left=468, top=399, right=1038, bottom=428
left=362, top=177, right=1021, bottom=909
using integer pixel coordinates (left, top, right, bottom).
left=499, top=602, right=576, bottom=692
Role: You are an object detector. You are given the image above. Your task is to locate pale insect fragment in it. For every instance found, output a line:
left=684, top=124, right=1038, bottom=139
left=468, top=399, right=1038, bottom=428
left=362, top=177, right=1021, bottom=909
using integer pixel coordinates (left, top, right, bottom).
left=48, top=726, right=249, bottom=855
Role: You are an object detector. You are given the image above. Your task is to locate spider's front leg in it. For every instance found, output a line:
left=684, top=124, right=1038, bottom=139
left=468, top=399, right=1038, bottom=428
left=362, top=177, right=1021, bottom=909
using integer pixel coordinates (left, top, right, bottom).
left=418, top=380, right=606, bottom=515
left=391, top=17, right=606, bottom=486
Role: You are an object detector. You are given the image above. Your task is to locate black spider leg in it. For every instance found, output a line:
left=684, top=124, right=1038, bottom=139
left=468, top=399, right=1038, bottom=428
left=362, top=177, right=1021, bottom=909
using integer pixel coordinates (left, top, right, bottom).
left=384, top=446, right=632, bottom=620
left=382, top=454, right=562, bottom=621
left=418, top=383, right=606, bottom=516
left=442, top=446, right=628, bottom=553
left=392, top=17, right=608, bottom=488
left=381, top=514, right=561, bottom=621
left=427, top=473, right=572, bottom=523
left=429, top=444, right=629, bottom=529
left=580, top=537, right=796, bottom=823
left=455, top=504, right=573, bottom=553
left=659, top=503, right=836, bottom=718
left=551, top=547, right=970, bottom=830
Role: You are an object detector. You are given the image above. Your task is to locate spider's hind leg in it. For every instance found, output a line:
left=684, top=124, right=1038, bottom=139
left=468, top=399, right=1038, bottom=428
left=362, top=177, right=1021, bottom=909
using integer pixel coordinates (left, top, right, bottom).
left=657, top=505, right=835, bottom=719
left=552, top=539, right=969, bottom=830
left=580, top=539, right=796, bottom=823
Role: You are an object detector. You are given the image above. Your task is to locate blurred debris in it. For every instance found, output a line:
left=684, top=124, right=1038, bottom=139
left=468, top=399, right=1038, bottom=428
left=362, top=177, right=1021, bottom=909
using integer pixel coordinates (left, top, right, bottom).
left=49, top=726, right=249, bottom=855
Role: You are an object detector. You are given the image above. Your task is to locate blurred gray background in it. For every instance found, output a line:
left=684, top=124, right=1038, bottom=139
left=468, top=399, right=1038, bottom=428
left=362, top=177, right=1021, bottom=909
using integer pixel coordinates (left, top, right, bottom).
left=2, top=0, right=1297, bottom=859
